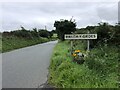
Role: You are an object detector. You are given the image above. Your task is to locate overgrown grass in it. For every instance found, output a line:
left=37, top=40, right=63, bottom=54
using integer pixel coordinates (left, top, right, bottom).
left=2, top=36, right=49, bottom=53
left=48, top=40, right=119, bottom=88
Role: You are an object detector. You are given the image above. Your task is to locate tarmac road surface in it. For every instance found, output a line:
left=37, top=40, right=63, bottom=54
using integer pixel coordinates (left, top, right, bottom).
left=2, top=41, right=57, bottom=88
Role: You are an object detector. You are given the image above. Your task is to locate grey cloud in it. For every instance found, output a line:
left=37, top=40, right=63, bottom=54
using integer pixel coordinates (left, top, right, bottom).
left=97, top=2, right=118, bottom=23
left=118, top=1, right=120, bottom=22
left=1, top=1, right=118, bottom=31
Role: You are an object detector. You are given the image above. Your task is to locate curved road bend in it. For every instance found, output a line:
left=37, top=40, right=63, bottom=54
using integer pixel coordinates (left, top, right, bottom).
left=2, top=40, right=58, bottom=88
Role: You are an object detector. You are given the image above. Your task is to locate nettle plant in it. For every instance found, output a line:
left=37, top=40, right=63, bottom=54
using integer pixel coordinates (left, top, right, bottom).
left=72, top=50, right=85, bottom=64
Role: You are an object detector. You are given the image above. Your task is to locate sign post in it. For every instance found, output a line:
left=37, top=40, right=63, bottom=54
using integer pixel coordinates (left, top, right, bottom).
left=70, top=40, right=73, bottom=54
left=87, top=39, right=90, bottom=51
left=87, top=31, right=90, bottom=51
left=65, top=34, right=97, bottom=52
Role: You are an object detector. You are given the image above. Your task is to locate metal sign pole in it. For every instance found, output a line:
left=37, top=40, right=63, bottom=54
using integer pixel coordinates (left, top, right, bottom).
left=71, top=40, right=73, bottom=54
left=87, top=39, right=90, bottom=51
left=87, top=30, right=90, bottom=51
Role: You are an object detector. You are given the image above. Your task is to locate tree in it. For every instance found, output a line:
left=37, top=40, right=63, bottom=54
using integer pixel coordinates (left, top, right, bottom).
left=48, top=31, right=53, bottom=38
left=54, top=19, right=76, bottom=41
left=31, top=28, right=39, bottom=38
left=38, top=29, right=50, bottom=38
left=95, top=22, right=110, bottom=44
left=10, top=27, right=33, bottom=39
left=109, top=24, right=120, bottom=46
left=51, top=30, right=56, bottom=34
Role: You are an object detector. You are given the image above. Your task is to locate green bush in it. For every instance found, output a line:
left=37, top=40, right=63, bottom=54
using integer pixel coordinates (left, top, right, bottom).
left=49, top=41, right=119, bottom=88
left=85, top=45, right=118, bottom=75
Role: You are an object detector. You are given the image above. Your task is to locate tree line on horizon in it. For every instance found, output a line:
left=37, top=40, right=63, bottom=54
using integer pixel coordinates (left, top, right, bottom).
left=54, top=19, right=120, bottom=48
left=2, top=26, right=56, bottom=39
left=1, top=19, right=120, bottom=47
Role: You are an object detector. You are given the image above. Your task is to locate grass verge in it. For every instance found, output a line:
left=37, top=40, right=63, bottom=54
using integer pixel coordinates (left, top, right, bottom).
left=48, top=40, right=119, bottom=88
left=0, top=36, right=1, bottom=53
left=2, top=36, right=50, bottom=53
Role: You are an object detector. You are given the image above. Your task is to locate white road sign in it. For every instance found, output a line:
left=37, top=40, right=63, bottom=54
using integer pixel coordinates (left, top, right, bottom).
left=65, top=34, right=97, bottom=39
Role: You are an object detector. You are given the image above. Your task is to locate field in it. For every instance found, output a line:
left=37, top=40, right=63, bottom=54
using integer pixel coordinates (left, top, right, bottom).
left=2, top=36, right=50, bottom=53
left=48, top=40, right=119, bottom=88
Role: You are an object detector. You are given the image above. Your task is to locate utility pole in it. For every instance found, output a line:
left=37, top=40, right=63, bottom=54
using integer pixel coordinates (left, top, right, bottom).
left=45, top=26, right=47, bottom=30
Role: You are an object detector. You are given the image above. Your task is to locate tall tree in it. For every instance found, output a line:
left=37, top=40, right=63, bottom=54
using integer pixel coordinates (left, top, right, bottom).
left=54, top=19, right=76, bottom=41
left=38, top=29, right=50, bottom=38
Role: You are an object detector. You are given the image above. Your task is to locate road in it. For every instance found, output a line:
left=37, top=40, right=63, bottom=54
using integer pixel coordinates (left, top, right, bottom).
left=2, top=41, right=57, bottom=88
left=0, top=54, right=2, bottom=90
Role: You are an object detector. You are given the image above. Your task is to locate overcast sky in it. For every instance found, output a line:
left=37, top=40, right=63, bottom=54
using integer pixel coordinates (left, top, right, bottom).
left=0, top=0, right=119, bottom=31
